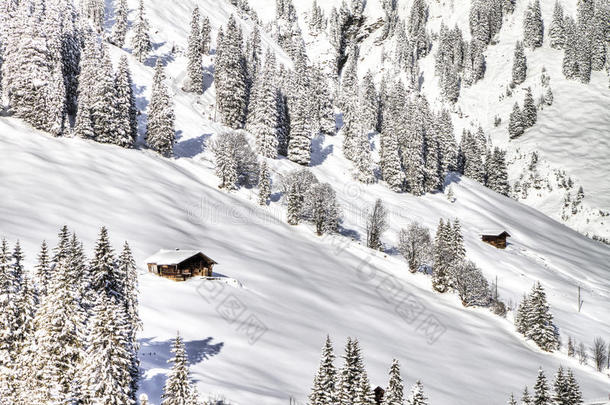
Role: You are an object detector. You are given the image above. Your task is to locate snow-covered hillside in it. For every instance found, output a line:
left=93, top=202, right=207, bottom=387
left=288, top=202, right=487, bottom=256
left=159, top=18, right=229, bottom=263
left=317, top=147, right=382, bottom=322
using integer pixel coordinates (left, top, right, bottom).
left=1, top=0, right=609, bottom=403
left=2, top=111, right=610, bottom=403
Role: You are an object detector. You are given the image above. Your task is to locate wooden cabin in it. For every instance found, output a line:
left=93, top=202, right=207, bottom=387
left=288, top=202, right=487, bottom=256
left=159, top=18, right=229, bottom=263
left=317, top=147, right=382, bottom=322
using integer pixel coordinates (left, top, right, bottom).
left=146, top=249, right=217, bottom=281
left=481, top=231, right=511, bottom=249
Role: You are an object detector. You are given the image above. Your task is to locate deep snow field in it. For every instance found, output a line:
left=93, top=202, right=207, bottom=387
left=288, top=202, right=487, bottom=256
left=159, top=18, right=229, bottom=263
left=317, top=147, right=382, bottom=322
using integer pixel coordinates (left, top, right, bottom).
left=0, top=0, right=609, bottom=403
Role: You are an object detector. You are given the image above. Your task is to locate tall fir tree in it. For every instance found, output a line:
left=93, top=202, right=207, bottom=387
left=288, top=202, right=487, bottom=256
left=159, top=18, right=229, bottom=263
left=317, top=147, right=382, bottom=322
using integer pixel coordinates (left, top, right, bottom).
left=382, top=359, right=404, bottom=405
left=146, top=61, right=176, bottom=157
left=309, top=335, right=337, bottom=405
left=549, top=1, right=565, bottom=49
left=91, top=45, right=120, bottom=144
left=110, top=0, right=129, bottom=48
left=407, top=380, right=427, bottom=405
left=523, top=0, right=544, bottom=49
left=522, top=87, right=537, bottom=128
left=215, top=15, right=248, bottom=129
left=508, top=102, right=525, bottom=139
left=251, top=50, right=280, bottom=158
left=83, top=292, right=134, bottom=405
left=525, top=282, right=559, bottom=352
left=115, top=55, right=139, bottom=147
left=512, top=41, right=527, bottom=85
left=533, top=368, right=551, bottom=405
left=200, top=15, right=211, bottom=55
left=132, top=0, right=152, bottom=63
left=184, top=7, right=203, bottom=94
left=258, top=160, right=271, bottom=206
left=161, top=333, right=196, bottom=405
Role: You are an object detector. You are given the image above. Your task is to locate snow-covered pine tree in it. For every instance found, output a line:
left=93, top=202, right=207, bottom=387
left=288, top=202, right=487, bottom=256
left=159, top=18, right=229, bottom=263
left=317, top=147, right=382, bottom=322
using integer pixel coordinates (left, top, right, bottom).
left=360, top=71, right=378, bottom=134
left=287, top=181, right=302, bottom=225
left=533, top=368, right=551, bottom=405
left=200, top=15, right=211, bottom=55
left=407, top=380, right=428, bottom=405
left=215, top=15, right=248, bottom=129
left=423, top=120, right=442, bottom=193
left=458, top=130, right=485, bottom=183
left=565, top=369, right=582, bottom=405
left=408, top=0, right=429, bottom=59
left=508, top=102, right=525, bottom=139
left=380, top=130, right=405, bottom=192
left=522, top=386, right=532, bottom=405
left=34, top=240, right=51, bottom=296
left=309, top=335, right=337, bottom=405
left=312, top=65, right=336, bottom=136
left=432, top=219, right=452, bottom=293
left=508, top=393, right=517, bottom=405
left=589, top=9, right=607, bottom=71
left=81, top=0, right=104, bottom=31
left=522, top=87, right=537, bottom=128
left=523, top=0, right=543, bottom=49
left=146, top=61, right=176, bottom=157
left=184, top=7, right=203, bottom=94
left=287, top=51, right=313, bottom=165
left=118, top=241, right=141, bottom=402
left=382, top=359, right=404, bottom=405
left=336, top=338, right=366, bottom=405
left=401, top=96, right=427, bottom=196
left=110, top=0, right=129, bottom=48
left=115, top=55, right=138, bottom=147
left=161, top=333, right=196, bottom=405
left=132, top=0, right=152, bottom=63
left=89, top=226, right=121, bottom=301
left=575, top=24, right=591, bottom=83
left=512, top=41, right=527, bottom=85
left=258, top=160, right=271, bottom=206
left=3, top=1, right=66, bottom=136
left=83, top=292, right=134, bottom=405
left=25, top=234, right=85, bottom=404
left=437, top=109, right=457, bottom=175
left=552, top=366, right=570, bottom=405
left=485, top=148, right=509, bottom=195
left=91, top=45, right=120, bottom=144
left=576, top=0, right=594, bottom=25
left=251, top=50, right=280, bottom=158
left=355, top=369, right=375, bottom=405
left=549, top=1, right=565, bottom=49
left=354, top=131, right=375, bottom=183
left=526, top=282, right=559, bottom=352
left=543, top=86, right=553, bottom=106
left=561, top=16, right=579, bottom=80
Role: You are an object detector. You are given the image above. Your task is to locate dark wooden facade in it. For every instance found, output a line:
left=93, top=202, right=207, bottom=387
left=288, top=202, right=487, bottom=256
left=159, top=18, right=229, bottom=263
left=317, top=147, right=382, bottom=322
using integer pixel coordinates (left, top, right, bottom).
left=481, top=231, right=510, bottom=249
left=147, top=252, right=216, bottom=281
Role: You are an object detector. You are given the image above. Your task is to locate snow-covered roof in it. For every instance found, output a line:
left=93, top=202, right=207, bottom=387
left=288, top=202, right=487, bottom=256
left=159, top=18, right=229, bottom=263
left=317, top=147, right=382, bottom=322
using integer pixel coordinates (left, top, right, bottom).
left=145, top=249, right=217, bottom=265
left=479, top=230, right=511, bottom=237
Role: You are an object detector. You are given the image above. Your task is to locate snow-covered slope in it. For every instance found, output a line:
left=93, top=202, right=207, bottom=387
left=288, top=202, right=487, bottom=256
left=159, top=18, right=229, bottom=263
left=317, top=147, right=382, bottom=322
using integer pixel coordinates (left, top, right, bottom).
left=1, top=0, right=609, bottom=403
left=2, top=116, right=610, bottom=404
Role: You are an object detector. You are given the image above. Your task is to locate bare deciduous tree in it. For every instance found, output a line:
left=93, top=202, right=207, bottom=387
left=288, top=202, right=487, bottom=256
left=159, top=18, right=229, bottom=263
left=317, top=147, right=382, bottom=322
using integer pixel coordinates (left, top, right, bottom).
left=591, top=337, right=608, bottom=372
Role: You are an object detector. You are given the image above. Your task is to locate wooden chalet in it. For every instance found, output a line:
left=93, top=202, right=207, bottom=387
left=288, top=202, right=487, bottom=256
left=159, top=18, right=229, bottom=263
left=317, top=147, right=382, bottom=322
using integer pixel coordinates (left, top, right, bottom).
left=480, top=230, right=511, bottom=249
left=146, top=249, right=217, bottom=281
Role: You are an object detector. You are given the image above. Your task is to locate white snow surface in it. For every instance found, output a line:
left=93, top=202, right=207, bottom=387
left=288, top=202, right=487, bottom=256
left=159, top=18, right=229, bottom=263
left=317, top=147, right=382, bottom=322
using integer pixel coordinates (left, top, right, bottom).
left=0, top=0, right=609, bottom=403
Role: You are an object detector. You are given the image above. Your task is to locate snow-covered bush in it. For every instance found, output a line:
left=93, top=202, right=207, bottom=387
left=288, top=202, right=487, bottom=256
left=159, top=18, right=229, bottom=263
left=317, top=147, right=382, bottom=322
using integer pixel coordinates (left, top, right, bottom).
left=211, top=131, right=259, bottom=190
left=398, top=222, right=432, bottom=273
left=450, top=260, right=491, bottom=307
left=302, top=183, right=340, bottom=235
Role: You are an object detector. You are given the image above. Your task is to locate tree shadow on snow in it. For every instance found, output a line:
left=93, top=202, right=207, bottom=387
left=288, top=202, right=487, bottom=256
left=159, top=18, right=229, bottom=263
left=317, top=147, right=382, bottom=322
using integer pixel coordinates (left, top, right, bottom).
left=138, top=336, right=224, bottom=401
left=310, top=134, right=333, bottom=167
left=338, top=224, right=360, bottom=241
left=174, top=133, right=213, bottom=158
